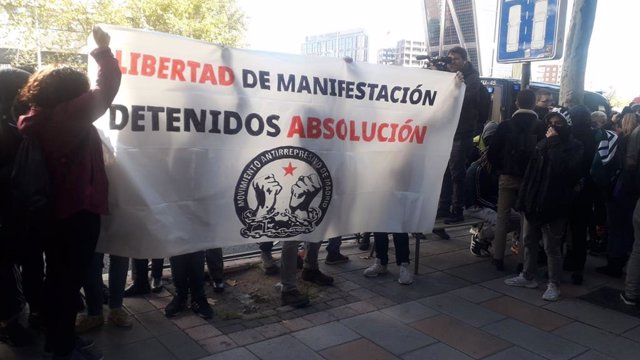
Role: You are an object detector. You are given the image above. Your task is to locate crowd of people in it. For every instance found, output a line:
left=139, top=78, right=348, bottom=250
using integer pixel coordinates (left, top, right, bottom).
left=1, top=27, right=640, bottom=360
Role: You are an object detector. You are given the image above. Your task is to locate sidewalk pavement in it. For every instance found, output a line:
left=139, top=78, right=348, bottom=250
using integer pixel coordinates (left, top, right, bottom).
left=2, top=226, right=640, bottom=360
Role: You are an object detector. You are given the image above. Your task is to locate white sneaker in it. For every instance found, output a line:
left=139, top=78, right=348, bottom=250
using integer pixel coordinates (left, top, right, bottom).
left=363, top=259, right=387, bottom=277
left=504, top=273, right=538, bottom=288
left=398, top=263, right=414, bottom=285
left=542, top=283, right=560, bottom=301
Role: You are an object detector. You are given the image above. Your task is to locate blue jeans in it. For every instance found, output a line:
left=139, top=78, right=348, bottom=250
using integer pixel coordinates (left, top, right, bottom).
left=84, top=253, right=128, bottom=315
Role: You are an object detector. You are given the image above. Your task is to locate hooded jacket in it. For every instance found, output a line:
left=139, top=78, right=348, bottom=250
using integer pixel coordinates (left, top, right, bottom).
left=17, top=47, right=121, bottom=219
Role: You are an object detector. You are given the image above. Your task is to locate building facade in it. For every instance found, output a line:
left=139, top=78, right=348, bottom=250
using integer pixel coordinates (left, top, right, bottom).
left=301, top=29, right=368, bottom=62
left=377, top=40, right=429, bottom=68
left=422, top=0, right=482, bottom=73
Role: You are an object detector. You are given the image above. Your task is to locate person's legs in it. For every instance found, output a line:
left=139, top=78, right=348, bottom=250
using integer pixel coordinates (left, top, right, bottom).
left=150, top=258, right=164, bottom=291
left=124, top=258, right=152, bottom=296
left=566, top=187, right=592, bottom=284
left=76, top=252, right=105, bottom=333
left=541, top=218, right=566, bottom=301
left=187, top=251, right=212, bottom=319
left=447, top=137, right=472, bottom=223
left=325, top=236, right=349, bottom=264
left=259, top=241, right=279, bottom=275
left=302, top=242, right=333, bottom=285
left=18, top=247, right=44, bottom=319
left=280, top=241, right=309, bottom=307
left=326, top=237, right=341, bottom=255
left=165, top=254, right=189, bottom=317
left=392, top=233, right=413, bottom=285
left=623, top=199, right=640, bottom=304
left=438, top=167, right=453, bottom=217
left=505, top=216, right=540, bottom=289
left=493, top=175, right=520, bottom=268
left=107, top=255, right=132, bottom=327
left=205, top=248, right=224, bottom=292
left=44, top=211, right=100, bottom=357
left=364, top=233, right=390, bottom=277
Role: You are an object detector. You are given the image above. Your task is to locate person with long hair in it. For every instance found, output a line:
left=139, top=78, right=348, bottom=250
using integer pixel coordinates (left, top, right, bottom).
left=17, top=26, right=121, bottom=360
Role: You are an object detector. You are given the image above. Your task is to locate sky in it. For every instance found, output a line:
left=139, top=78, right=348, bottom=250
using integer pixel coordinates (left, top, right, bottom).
left=236, top=0, right=639, bottom=102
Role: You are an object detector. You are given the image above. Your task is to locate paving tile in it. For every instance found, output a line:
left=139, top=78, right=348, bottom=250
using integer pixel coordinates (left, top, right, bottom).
left=101, top=337, right=177, bottom=360
left=293, top=321, right=361, bottom=350
left=623, top=325, right=640, bottom=343
left=572, top=350, right=615, bottom=360
left=135, top=310, right=180, bottom=336
left=380, top=301, right=439, bottom=323
left=281, top=317, right=314, bottom=332
left=480, top=277, right=547, bottom=306
left=227, top=328, right=266, bottom=346
left=91, top=319, right=154, bottom=348
left=366, top=296, right=398, bottom=309
left=417, top=238, right=469, bottom=255
left=412, top=314, right=511, bottom=358
left=341, top=311, right=436, bottom=355
left=450, top=285, right=502, bottom=303
left=444, top=260, right=511, bottom=283
left=406, top=271, right=472, bottom=299
left=482, top=346, right=547, bottom=360
left=418, top=293, right=505, bottom=327
left=170, top=314, right=209, bottom=329
left=349, top=288, right=378, bottom=300
left=246, top=334, right=324, bottom=360
left=185, top=324, right=223, bottom=341
left=347, top=300, right=378, bottom=315
left=483, top=318, right=587, bottom=360
left=553, top=322, right=640, bottom=359
left=302, top=310, right=339, bottom=325
left=544, top=298, right=640, bottom=334
left=422, top=249, right=486, bottom=271
left=148, top=296, right=173, bottom=310
left=481, top=296, right=573, bottom=331
left=319, top=338, right=399, bottom=360
left=157, top=330, right=209, bottom=360
left=401, top=342, right=473, bottom=360
left=198, top=347, right=260, bottom=360
left=123, top=297, right=157, bottom=314
left=328, top=304, right=361, bottom=318
left=334, top=280, right=361, bottom=291
left=254, top=323, right=288, bottom=338
left=198, top=335, right=237, bottom=354
left=370, top=283, right=413, bottom=303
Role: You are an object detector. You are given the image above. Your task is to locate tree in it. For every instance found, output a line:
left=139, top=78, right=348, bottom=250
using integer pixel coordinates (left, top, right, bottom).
left=559, top=0, right=597, bottom=107
left=0, top=0, right=245, bottom=69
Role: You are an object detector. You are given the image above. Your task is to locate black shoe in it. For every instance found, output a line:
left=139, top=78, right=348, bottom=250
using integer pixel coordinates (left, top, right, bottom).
left=620, top=292, right=637, bottom=306
left=436, top=208, right=451, bottom=219
left=281, top=289, right=310, bottom=308
left=212, top=280, right=225, bottom=293
left=4, top=317, right=35, bottom=347
left=191, top=298, right=213, bottom=319
left=444, top=210, right=464, bottom=224
left=263, top=263, right=280, bottom=275
left=571, top=271, right=584, bottom=285
left=301, top=268, right=334, bottom=286
left=433, top=228, right=450, bottom=239
left=492, top=258, right=504, bottom=271
left=124, top=283, right=151, bottom=297
left=325, top=252, right=349, bottom=265
left=164, top=296, right=188, bottom=317
left=358, top=236, right=371, bottom=251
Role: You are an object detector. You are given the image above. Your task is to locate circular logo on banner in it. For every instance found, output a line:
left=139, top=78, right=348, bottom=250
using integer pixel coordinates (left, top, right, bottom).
left=234, top=146, right=333, bottom=238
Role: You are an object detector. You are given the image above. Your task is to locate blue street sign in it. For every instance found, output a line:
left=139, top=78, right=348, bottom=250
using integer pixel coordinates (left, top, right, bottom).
left=497, top=0, right=568, bottom=63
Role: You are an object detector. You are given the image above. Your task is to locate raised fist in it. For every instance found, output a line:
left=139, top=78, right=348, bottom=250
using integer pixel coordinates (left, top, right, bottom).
left=252, top=174, right=282, bottom=218
left=289, top=174, right=321, bottom=219
left=93, top=26, right=110, bottom=48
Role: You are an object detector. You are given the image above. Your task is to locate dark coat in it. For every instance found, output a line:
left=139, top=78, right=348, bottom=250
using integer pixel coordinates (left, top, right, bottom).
left=454, top=61, right=483, bottom=140
left=517, top=135, right=584, bottom=224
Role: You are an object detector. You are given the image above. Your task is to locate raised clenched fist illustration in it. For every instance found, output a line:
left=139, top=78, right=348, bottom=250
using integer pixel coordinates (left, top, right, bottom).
left=252, top=174, right=282, bottom=218
left=289, top=174, right=321, bottom=218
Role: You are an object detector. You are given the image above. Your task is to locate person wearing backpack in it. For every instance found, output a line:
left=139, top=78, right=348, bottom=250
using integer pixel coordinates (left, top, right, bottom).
left=16, top=26, right=121, bottom=360
left=487, top=89, right=546, bottom=271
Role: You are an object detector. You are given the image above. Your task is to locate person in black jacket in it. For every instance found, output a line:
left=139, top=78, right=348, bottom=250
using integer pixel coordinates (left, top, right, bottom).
left=564, top=105, right=598, bottom=285
left=505, top=109, right=583, bottom=302
left=437, top=46, right=484, bottom=224
left=487, top=89, right=546, bottom=270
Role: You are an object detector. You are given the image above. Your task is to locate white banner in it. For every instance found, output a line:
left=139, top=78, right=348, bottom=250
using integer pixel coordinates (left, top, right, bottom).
left=92, top=25, right=464, bottom=258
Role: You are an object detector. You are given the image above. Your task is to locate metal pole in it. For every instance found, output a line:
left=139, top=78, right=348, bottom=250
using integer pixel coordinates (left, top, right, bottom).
left=521, top=61, right=531, bottom=89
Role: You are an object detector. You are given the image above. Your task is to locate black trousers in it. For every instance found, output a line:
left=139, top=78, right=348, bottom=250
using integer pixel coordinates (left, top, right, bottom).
left=205, top=248, right=224, bottom=282
left=44, top=211, right=100, bottom=356
left=169, top=251, right=205, bottom=300
left=566, top=185, right=595, bottom=272
left=131, top=258, right=164, bottom=284
left=373, top=232, right=410, bottom=266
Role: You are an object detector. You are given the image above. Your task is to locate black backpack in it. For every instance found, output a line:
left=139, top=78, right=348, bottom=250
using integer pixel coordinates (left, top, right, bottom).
left=503, top=120, right=538, bottom=178
left=11, top=137, right=50, bottom=213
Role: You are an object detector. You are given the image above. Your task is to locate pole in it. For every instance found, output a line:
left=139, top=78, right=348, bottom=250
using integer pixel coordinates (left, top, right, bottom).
left=521, top=61, right=530, bottom=89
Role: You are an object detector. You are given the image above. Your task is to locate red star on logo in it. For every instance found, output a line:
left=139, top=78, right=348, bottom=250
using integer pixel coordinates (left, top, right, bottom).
left=283, top=161, right=297, bottom=176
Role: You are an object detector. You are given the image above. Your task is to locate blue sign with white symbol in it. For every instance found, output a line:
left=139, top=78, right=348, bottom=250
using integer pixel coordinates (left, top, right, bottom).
left=497, top=0, right=567, bottom=63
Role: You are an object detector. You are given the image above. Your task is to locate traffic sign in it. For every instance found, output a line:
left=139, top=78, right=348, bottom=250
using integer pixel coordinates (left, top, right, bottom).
left=497, top=0, right=568, bottom=63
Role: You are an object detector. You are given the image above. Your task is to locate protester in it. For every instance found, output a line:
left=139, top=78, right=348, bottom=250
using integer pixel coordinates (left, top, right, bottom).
left=325, top=236, right=349, bottom=264
left=534, top=89, right=553, bottom=120
left=280, top=241, right=334, bottom=308
left=16, top=26, right=121, bottom=359
left=621, top=110, right=640, bottom=305
left=437, top=46, right=484, bottom=224
left=0, top=68, right=36, bottom=347
left=124, top=258, right=165, bottom=296
left=165, top=251, right=213, bottom=319
left=505, top=108, right=583, bottom=301
left=363, top=233, right=413, bottom=285
left=487, top=89, right=546, bottom=270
